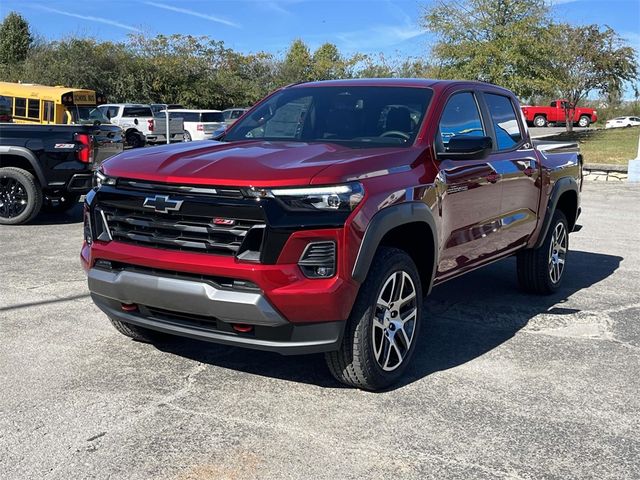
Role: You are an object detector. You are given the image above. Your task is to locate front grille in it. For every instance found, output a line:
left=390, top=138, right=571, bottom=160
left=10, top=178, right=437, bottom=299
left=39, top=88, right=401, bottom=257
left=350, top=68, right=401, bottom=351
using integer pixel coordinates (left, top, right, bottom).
left=98, top=204, right=264, bottom=256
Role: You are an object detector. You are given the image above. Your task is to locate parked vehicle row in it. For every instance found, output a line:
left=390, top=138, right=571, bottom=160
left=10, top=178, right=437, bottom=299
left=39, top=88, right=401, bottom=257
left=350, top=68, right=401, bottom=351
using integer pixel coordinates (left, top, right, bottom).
left=82, top=79, right=583, bottom=391
left=98, top=104, right=185, bottom=147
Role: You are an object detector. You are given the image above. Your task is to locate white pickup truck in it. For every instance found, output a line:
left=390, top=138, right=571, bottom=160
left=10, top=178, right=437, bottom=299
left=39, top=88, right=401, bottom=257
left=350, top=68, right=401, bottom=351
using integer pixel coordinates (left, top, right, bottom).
left=98, top=104, right=184, bottom=148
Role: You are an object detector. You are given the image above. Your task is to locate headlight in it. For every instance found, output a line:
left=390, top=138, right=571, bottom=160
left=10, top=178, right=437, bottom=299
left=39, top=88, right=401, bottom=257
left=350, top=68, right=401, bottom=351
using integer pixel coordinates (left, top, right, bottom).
left=246, top=182, right=364, bottom=211
left=94, top=169, right=117, bottom=187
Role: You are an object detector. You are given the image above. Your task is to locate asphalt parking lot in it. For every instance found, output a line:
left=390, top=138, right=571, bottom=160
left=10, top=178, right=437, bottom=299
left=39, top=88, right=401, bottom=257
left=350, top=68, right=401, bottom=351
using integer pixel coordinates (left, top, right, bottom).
left=1, top=182, right=639, bottom=480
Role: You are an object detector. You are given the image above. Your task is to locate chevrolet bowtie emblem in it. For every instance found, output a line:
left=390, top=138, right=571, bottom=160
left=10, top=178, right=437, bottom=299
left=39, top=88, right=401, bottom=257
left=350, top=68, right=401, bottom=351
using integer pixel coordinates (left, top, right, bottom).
left=143, top=195, right=183, bottom=213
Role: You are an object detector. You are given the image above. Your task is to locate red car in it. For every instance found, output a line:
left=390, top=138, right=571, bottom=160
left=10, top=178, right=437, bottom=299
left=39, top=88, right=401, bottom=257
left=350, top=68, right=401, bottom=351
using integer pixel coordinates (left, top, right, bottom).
left=82, top=79, right=582, bottom=390
left=521, top=99, right=597, bottom=128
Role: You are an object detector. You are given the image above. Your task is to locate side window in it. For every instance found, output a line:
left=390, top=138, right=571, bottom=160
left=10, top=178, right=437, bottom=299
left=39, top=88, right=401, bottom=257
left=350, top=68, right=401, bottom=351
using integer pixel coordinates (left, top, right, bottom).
left=27, top=99, right=40, bottom=119
left=43, top=101, right=55, bottom=122
left=0, top=96, right=12, bottom=118
left=485, top=93, right=522, bottom=150
left=15, top=97, right=27, bottom=117
left=438, top=92, right=485, bottom=146
left=550, top=101, right=557, bottom=107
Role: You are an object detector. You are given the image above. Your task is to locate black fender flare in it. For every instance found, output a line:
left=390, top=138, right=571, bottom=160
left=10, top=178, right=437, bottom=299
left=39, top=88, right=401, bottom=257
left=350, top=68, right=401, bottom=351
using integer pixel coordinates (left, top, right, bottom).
left=351, top=202, right=439, bottom=294
left=0, top=146, right=47, bottom=187
left=534, top=176, right=579, bottom=249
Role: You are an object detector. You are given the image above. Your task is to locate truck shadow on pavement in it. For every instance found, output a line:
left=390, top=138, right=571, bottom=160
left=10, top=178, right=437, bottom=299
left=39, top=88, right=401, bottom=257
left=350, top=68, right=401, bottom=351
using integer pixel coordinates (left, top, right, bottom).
left=31, top=203, right=84, bottom=225
left=154, top=250, right=622, bottom=391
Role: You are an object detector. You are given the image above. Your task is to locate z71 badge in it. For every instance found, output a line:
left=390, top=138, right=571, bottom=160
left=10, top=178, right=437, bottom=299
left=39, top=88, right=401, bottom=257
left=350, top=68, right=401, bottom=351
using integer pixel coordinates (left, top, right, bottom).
left=54, top=143, right=75, bottom=149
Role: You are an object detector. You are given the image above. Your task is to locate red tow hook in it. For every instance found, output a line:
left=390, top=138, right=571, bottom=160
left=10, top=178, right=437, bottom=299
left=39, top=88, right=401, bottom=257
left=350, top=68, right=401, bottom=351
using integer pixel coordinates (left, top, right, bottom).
left=121, top=303, right=138, bottom=312
left=232, top=323, right=254, bottom=333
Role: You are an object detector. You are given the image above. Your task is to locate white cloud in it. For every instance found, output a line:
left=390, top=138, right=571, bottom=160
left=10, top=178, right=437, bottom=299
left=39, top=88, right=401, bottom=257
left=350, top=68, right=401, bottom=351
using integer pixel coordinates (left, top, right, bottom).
left=142, top=1, right=240, bottom=28
left=33, top=5, right=141, bottom=32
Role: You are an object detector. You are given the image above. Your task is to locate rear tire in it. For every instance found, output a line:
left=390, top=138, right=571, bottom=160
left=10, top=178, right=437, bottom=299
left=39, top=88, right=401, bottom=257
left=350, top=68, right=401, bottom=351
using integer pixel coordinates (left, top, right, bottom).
left=109, top=317, right=169, bottom=343
left=325, top=247, right=422, bottom=391
left=578, top=116, right=591, bottom=128
left=517, top=210, right=569, bottom=294
left=183, top=130, right=192, bottom=142
left=533, top=115, right=548, bottom=127
left=0, top=167, right=43, bottom=225
left=126, top=130, right=145, bottom=148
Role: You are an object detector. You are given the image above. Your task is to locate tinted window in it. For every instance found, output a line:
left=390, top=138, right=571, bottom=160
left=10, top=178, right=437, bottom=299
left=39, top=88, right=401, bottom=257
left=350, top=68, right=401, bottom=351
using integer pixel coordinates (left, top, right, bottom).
left=172, top=112, right=199, bottom=122
left=15, top=97, right=26, bottom=117
left=225, top=86, right=433, bottom=147
left=485, top=93, right=522, bottom=150
left=123, top=106, right=152, bottom=117
left=230, top=110, right=244, bottom=119
left=438, top=92, right=485, bottom=146
left=201, top=112, right=224, bottom=122
left=27, top=99, right=40, bottom=119
left=0, top=96, right=12, bottom=117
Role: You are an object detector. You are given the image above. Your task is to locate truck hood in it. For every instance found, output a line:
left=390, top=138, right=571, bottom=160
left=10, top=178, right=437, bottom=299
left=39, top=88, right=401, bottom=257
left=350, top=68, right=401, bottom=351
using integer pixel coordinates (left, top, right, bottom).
left=101, top=140, right=421, bottom=187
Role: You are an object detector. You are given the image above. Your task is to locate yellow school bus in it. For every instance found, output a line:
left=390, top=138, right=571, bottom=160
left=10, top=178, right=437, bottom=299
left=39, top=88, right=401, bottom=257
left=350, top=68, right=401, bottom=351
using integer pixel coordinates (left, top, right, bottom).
left=0, top=82, right=108, bottom=125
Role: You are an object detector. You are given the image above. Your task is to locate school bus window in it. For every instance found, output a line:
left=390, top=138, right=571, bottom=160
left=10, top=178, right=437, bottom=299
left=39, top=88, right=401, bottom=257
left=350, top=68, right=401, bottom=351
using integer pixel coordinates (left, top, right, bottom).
left=43, top=101, right=54, bottom=122
left=15, top=97, right=26, bottom=117
left=27, top=99, right=40, bottom=119
left=0, top=95, right=12, bottom=118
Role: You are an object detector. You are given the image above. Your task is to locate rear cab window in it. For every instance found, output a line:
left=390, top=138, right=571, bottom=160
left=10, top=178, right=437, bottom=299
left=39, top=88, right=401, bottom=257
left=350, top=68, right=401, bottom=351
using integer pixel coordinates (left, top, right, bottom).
left=484, top=93, right=523, bottom=150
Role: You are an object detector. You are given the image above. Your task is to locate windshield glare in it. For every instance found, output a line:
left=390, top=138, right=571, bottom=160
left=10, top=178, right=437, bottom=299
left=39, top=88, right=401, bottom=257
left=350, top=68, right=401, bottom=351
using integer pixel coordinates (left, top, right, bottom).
left=224, top=86, right=433, bottom=147
left=70, top=106, right=110, bottom=125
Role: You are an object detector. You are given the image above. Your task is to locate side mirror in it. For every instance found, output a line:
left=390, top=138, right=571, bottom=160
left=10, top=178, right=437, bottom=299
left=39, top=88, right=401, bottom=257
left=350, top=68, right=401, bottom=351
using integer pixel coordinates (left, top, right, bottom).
left=437, top=136, right=492, bottom=160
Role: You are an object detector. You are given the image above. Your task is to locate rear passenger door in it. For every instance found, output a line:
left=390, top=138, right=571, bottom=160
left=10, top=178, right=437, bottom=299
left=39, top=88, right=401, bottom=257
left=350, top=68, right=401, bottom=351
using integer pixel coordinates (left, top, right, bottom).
left=434, top=90, right=505, bottom=279
left=478, top=91, right=541, bottom=253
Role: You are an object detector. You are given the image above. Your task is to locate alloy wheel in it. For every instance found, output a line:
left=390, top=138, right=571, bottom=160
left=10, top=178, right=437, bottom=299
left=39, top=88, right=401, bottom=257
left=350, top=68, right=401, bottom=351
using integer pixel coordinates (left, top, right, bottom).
left=0, top=176, right=29, bottom=219
left=372, top=271, right=418, bottom=371
left=548, top=222, right=568, bottom=284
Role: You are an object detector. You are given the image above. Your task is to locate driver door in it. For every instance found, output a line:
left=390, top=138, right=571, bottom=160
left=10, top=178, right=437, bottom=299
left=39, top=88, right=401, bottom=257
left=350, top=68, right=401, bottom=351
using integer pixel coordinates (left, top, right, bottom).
left=434, top=91, right=504, bottom=280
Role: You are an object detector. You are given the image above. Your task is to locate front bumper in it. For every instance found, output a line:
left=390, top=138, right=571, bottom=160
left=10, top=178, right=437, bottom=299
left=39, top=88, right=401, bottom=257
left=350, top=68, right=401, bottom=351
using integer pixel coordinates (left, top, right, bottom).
left=89, top=267, right=345, bottom=354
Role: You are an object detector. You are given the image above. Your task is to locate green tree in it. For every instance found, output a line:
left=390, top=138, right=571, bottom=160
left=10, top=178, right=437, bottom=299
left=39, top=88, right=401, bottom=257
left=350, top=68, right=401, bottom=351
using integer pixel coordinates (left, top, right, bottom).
left=422, top=0, right=555, bottom=98
left=0, top=12, right=32, bottom=65
left=547, top=24, right=638, bottom=131
left=279, top=39, right=313, bottom=85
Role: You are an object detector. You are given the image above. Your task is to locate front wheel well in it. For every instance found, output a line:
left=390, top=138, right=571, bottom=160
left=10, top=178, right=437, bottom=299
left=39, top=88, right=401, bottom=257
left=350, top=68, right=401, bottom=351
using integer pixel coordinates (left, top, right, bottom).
left=378, top=222, right=435, bottom=294
left=555, top=190, right=578, bottom=231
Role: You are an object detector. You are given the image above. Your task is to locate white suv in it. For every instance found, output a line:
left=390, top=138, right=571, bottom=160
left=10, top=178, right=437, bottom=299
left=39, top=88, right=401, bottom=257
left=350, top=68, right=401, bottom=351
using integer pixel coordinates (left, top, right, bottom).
left=167, top=109, right=226, bottom=141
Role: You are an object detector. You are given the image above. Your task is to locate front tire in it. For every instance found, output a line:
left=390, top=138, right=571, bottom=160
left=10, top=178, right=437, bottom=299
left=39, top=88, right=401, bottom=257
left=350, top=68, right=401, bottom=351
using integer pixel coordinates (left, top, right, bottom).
left=325, top=247, right=422, bottom=390
left=0, top=167, right=43, bottom=225
left=109, top=317, right=169, bottom=343
left=517, top=210, right=569, bottom=294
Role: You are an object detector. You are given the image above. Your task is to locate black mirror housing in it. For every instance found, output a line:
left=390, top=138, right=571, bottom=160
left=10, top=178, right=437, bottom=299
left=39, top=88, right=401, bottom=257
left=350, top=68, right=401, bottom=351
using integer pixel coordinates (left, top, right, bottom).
left=438, top=136, right=492, bottom=160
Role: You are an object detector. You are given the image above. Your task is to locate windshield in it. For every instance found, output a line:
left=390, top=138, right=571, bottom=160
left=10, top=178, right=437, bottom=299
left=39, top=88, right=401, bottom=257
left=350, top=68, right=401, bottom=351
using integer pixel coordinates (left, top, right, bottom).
left=69, top=106, right=110, bottom=125
left=224, top=86, right=433, bottom=148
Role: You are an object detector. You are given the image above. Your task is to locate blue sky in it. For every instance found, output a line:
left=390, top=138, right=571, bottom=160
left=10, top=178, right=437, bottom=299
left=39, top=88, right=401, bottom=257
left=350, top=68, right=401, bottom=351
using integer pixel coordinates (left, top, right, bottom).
left=1, top=0, right=638, bottom=87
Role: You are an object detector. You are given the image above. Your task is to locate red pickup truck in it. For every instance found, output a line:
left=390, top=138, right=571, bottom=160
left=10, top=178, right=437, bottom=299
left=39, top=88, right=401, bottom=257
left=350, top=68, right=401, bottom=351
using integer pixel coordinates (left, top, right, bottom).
left=522, top=99, right=597, bottom=128
left=82, top=79, right=582, bottom=390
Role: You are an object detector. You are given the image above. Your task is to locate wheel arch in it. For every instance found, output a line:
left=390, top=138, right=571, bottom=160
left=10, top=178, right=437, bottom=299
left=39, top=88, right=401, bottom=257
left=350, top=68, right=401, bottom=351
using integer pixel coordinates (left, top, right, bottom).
left=352, top=202, right=438, bottom=295
left=534, top=177, right=579, bottom=249
left=0, top=147, right=46, bottom=186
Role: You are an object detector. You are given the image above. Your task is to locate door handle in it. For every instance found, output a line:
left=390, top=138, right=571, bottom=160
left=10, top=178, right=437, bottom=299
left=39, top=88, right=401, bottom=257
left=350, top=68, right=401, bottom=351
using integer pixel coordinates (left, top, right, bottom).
left=486, top=172, right=501, bottom=183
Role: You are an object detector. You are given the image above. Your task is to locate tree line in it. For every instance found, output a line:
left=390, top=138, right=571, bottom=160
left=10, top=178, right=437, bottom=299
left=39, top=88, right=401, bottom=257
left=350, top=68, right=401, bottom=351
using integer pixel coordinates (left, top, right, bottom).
left=0, top=0, right=637, bottom=127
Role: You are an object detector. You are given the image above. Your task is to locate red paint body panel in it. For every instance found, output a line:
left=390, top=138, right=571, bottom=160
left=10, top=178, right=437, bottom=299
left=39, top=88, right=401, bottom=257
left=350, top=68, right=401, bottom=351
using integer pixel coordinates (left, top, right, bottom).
left=86, top=79, right=581, bottom=329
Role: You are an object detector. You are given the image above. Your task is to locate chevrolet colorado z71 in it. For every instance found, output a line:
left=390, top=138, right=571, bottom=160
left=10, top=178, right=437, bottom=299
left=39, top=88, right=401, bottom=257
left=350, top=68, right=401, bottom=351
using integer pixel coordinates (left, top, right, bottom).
left=82, top=79, right=582, bottom=390
left=1, top=123, right=123, bottom=224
